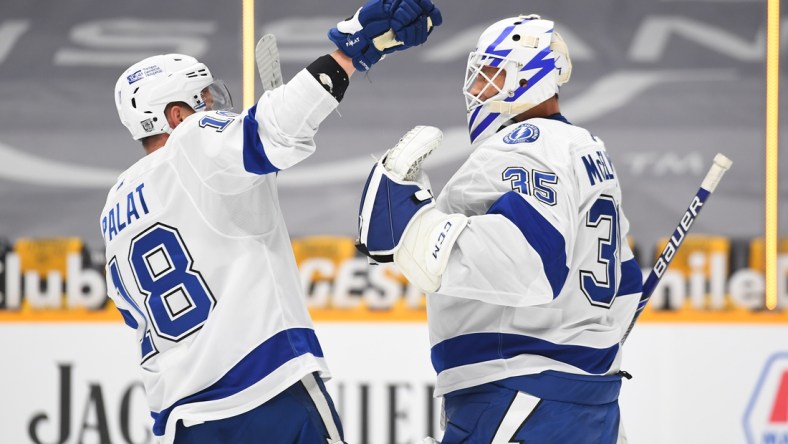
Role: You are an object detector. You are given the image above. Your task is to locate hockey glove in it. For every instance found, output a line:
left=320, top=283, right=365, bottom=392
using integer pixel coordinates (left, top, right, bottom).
left=328, top=0, right=443, bottom=72
left=357, top=126, right=467, bottom=292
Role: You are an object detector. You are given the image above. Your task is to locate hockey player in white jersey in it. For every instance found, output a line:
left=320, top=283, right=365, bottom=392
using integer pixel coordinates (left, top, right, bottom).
left=100, top=1, right=442, bottom=442
left=357, top=15, right=641, bottom=443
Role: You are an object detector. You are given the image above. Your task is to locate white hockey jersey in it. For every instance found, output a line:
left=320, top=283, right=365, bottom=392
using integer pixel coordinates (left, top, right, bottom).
left=99, top=70, right=338, bottom=441
left=430, top=115, right=643, bottom=396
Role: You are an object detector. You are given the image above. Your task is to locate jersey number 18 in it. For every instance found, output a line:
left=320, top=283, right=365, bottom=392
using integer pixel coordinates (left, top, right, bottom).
left=108, top=223, right=216, bottom=363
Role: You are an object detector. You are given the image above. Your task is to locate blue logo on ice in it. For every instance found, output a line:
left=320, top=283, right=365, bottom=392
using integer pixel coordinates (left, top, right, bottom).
left=743, top=352, right=788, bottom=444
left=127, top=70, right=144, bottom=84
left=504, top=123, right=540, bottom=144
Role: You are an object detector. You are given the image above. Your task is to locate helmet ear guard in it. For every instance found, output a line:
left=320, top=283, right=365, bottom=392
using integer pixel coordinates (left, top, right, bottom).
left=463, top=15, right=572, bottom=146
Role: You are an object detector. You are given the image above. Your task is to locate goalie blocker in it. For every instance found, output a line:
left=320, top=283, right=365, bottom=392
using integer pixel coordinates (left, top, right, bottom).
left=357, top=126, right=467, bottom=292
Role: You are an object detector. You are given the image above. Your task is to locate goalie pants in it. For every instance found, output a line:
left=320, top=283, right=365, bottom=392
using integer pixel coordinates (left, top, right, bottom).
left=173, top=372, right=344, bottom=443
left=441, top=370, right=623, bottom=444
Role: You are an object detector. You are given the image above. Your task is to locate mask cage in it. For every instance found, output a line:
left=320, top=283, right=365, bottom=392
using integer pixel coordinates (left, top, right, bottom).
left=462, top=52, right=510, bottom=113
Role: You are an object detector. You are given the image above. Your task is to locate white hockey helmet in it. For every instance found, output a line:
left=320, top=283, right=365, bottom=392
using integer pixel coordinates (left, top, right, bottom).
left=463, top=15, right=572, bottom=145
left=114, top=54, right=233, bottom=140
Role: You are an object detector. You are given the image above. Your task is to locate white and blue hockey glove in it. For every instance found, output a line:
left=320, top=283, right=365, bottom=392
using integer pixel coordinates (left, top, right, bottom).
left=328, top=0, right=443, bottom=72
left=357, top=126, right=467, bottom=292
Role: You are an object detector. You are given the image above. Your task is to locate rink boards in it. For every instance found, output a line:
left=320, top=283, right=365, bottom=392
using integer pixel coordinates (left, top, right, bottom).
left=0, top=235, right=786, bottom=443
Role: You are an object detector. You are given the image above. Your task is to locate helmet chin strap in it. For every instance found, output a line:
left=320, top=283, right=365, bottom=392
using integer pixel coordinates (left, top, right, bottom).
left=487, top=99, right=538, bottom=115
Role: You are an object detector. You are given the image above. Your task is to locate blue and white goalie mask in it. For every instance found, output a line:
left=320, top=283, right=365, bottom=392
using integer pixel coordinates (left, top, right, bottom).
left=463, top=15, right=572, bottom=146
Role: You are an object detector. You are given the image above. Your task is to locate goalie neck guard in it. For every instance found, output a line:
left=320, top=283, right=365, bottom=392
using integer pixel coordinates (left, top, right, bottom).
left=114, top=54, right=233, bottom=141
left=463, top=15, right=572, bottom=147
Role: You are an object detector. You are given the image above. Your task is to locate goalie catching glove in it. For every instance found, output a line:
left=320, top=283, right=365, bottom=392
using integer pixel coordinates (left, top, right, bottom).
left=328, top=0, right=443, bottom=72
left=357, top=126, right=467, bottom=292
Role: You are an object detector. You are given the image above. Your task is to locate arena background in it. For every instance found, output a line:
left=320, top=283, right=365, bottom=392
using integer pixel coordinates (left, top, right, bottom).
left=0, top=0, right=786, bottom=443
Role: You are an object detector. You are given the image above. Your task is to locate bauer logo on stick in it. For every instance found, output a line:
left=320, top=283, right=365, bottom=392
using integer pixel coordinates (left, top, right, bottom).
left=652, top=194, right=704, bottom=278
left=621, top=153, right=732, bottom=345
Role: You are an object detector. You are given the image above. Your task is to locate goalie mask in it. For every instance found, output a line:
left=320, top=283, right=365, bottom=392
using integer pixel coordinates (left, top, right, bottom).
left=463, top=15, right=572, bottom=146
left=114, top=54, right=233, bottom=140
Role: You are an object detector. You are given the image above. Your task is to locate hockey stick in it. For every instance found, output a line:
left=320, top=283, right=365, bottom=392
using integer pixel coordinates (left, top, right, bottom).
left=253, top=23, right=427, bottom=89
left=255, top=34, right=283, bottom=92
left=620, top=153, right=733, bottom=345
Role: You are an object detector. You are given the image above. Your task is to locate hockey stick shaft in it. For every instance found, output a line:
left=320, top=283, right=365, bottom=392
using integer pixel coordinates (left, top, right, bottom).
left=620, top=153, right=732, bottom=345
left=255, top=34, right=283, bottom=93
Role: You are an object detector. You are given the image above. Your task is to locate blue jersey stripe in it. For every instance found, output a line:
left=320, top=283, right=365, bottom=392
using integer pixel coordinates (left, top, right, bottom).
left=487, top=191, right=569, bottom=298
left=150, top=327, right=324, bottom=436
left=116, top=308, right=138, bottom=329
left=431, top=332, right=619, bottom=375
left=115, top=306, right=139, bottom=330
left=242, top=104, right=279, bottom=175
left=617, top=258, right=643, bottom=297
